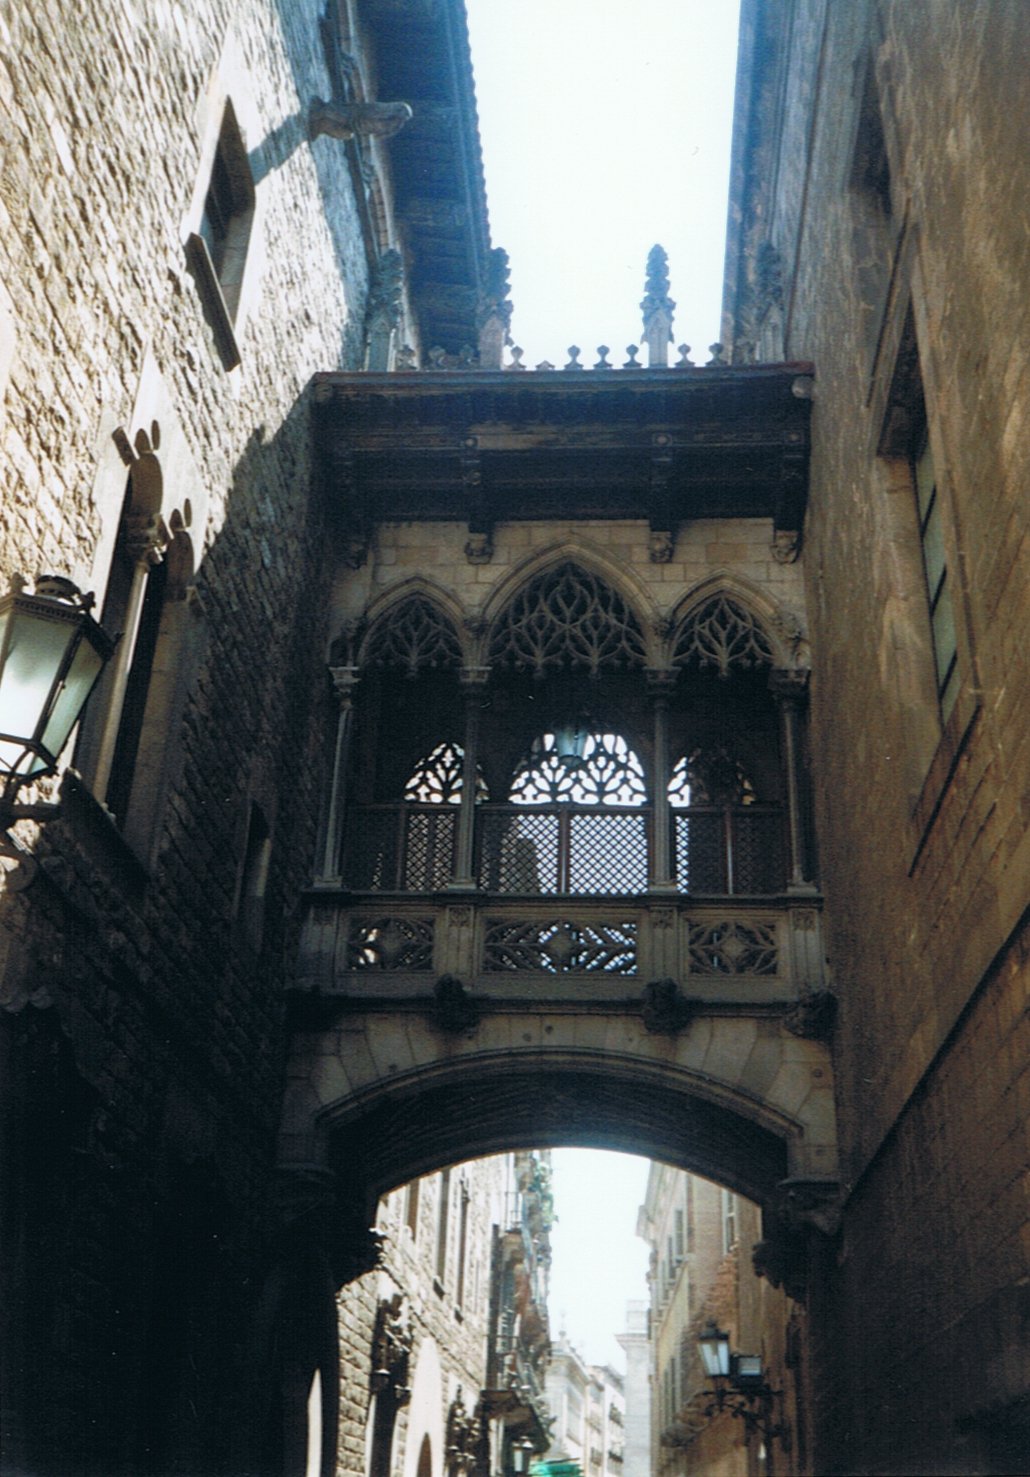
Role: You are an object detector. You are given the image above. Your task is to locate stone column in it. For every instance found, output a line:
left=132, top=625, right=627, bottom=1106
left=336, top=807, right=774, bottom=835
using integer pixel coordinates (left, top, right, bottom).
left=769, top=668, right=812, bottom=891
left=450, top=667, right=490, bottom=889
left=92, top=512, right=168, bottom=801
left=319, top=665, right=360, bottom=882
left=646, top=669, right=677, bottom=892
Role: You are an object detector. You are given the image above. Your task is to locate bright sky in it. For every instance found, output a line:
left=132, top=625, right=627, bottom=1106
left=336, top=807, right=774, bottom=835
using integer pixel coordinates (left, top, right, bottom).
left=547, top=1148, right=651, bottom=1370
left=465, top=0, right=742, bottom=368
left=464, top=1, right=742, bottom=1373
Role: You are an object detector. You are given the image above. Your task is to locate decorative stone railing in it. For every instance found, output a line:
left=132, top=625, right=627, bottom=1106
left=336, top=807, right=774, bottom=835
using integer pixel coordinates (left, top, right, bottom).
left=293, top=893, right=825, bottom=1006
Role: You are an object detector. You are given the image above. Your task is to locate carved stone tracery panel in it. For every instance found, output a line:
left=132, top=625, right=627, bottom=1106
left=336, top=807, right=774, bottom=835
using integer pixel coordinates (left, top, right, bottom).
left=489, top=563, right=647, bottom=675
left=363, top=596, right=463, bottom=675
left=673, top=594, right=775, bottom=677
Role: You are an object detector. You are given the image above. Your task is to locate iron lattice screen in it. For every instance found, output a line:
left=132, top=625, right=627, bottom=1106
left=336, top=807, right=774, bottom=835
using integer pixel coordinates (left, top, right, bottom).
left=673, top=806, right=785, bottom=894
left=674, top=810, right=726, bottom=892
left=478, top=807, right=648, bottom=895
left=343, top=805, right=456, bottom=891
left=478, top=810, right=560, bottom=892
left=568, top=812, right=648, bottom=893
left=731, top=808, right=786, bottom=893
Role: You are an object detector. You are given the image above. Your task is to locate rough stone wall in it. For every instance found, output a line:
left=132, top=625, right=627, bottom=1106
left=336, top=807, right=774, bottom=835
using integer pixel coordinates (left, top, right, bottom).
left=730, top=1, right=1030, bottom=1469
left=0, top=0, right=374, bottom=1470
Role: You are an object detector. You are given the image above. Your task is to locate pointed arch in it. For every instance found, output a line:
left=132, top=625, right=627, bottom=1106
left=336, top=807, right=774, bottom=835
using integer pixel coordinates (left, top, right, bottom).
left=668, top=572, right=807, bottom=675
left=358, top=580, right=468, bottom=675
left=485, top=550, right=653, bottom=676
left=480, top=539, right=661, bottom=659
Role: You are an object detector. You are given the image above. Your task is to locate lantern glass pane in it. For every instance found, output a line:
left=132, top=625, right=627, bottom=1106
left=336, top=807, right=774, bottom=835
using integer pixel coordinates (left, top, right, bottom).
left=698, top=1327, right=731, bottom=1378
left=39, top=630, right=106, bottom=766
left=0, top=604, right=75, bottom=774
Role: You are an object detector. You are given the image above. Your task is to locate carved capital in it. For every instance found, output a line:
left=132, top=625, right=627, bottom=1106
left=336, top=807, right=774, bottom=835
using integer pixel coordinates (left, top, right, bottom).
left=371, top=1293, right=413, bottom=1402
left=768, top=666, right=809, bottom=701
left=309, top=98, right=413, bottom=142
left=459, top=665, right=491, bottom=689
left=328, top=664, right=361, bottom=709
left=645, top=667, right=678, bottom=699
left=775, top=1177, right=842, bottom=1238
left=124, top=511, right=169, bottom=567
left=649, top=530, right=674, bottom=563
left=464, top=531, right=493, bottom=564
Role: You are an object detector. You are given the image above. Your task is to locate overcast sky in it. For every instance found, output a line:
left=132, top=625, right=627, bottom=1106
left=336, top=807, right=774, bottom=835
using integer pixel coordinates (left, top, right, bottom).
left=465, top=0, right=742, bottom=369
left=463, top=1, right=742, bottom=1374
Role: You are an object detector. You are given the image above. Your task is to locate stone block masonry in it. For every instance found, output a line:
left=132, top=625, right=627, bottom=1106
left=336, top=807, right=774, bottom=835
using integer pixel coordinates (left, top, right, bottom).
left=0, top=1, right=374, bottom=1471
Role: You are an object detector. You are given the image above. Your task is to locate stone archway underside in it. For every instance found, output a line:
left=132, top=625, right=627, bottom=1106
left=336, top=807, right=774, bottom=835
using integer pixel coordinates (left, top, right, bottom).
left=281, top=1015, right=837, bottom=1265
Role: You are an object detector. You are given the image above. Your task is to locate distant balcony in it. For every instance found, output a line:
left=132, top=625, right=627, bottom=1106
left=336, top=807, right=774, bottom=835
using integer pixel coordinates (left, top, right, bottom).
left=339, top=801, right=787, bottom=897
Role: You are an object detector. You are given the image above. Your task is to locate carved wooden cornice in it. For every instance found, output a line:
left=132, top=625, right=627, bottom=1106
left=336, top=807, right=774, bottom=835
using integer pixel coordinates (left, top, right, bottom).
left=313, top=365, right=812, bottom=553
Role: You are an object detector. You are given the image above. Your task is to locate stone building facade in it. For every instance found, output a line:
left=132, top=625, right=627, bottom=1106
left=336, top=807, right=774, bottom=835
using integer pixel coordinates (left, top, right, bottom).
left=0, top=0, right=1026, bottom=1474
left=640, top=1165, right=804, bottom=1476
left=542, top=1332, right=624, bottom=1477
left=721, top=1, right=1030, bottom=1471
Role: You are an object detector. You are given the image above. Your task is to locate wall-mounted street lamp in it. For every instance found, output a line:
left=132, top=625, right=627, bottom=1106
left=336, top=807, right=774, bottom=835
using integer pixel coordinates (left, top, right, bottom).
left=0, top=576, right=114, bottom=887
left=696, top=1321, right=791, bottom=1461
left=511, top=1436, right=536, bottom=1475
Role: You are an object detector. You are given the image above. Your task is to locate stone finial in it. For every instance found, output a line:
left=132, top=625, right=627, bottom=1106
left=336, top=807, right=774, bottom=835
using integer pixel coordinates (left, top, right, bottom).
left=675, top=343, right=694, bottom=368
left=476, top=248, right=513, bottom=369
left=594, top=345, right=612, bottom=369
left=564, top=345, right=583, bottom=370
left=623, top=344, right=641, bottom=369
left=309, top=98, right=413, bottom=142
left=365, top=248, right=404, bottom=370
left=640, top=244, right=675, bottom=367
left=506, top=345, right=526, bottom=370
left=706, top=342, right=728, bottom=366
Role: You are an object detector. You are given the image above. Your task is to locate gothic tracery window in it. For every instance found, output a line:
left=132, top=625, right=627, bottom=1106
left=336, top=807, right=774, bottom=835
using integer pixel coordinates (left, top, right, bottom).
left=403, top=742, right=486, bottom=804
left=672, top=594, right=774, bottom=677
left=667, top=747, right=757, bottom=807
left=363, top=595, right=462, bottom=676
left=489, top=563, right=647, bottom=675
left=509, top=732, right=647, bottom=806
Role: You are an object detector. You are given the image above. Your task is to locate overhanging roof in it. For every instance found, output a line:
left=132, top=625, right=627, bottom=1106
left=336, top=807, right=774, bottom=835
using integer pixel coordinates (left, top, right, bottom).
left=312, top=363, right=813, bottom=534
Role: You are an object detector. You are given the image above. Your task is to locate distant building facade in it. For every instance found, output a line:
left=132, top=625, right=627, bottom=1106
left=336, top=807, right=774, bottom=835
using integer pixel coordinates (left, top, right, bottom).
left=615, top=1303, right=651, bottom=1477
left=640, top=1164, right=805, bottom=1475
left=543, top=1333, right=625, bottom=1477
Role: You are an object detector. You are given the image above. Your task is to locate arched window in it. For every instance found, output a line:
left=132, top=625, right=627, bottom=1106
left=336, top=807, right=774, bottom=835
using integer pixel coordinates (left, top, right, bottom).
left=510, top=732, right=646, bottom=806
left=403, top=742, right=486, bottom=804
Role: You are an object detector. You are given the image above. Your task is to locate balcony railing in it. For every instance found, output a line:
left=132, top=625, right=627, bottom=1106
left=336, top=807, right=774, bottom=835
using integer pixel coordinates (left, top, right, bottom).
left=340, top=802, right=786, bottom=897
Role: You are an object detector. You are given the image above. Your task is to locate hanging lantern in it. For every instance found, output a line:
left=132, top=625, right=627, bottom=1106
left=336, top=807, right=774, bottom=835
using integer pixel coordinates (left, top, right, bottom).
left=0, top=576, right=115, bottom=787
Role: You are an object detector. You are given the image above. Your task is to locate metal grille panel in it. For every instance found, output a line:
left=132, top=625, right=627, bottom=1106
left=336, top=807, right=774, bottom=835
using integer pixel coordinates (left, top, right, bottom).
left=479, top=810, right=560, bottom=893
left=568, top=812, right=648, bottom=894
left=674, top=810, right=726, bottom=892
left=402, top=809, right=456, bottom=891
left=343, top=806, right=455, bottom=891
left=732, top=808, right=785, bottom=894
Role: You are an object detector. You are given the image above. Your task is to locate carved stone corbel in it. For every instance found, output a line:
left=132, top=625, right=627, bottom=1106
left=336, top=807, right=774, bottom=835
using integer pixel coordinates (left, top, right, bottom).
left=431, top=974, right=480, bottom=1034
left=309, top=99, right=413, bottom=142
left=641, top=978, right=695, bottom=1034
left=783, top=987, right=837, bottom=1040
